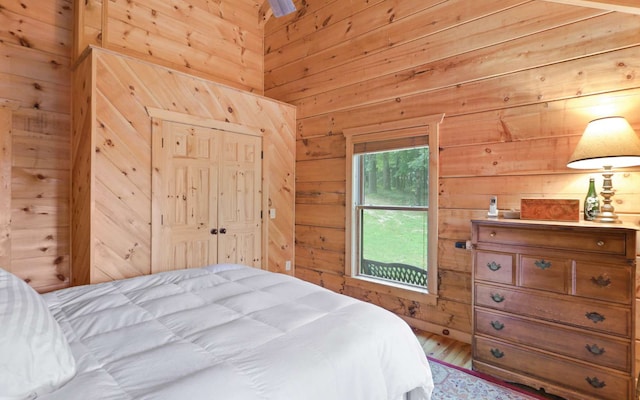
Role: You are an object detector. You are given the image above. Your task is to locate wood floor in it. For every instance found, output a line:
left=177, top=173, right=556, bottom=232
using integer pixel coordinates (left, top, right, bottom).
left=414, top=329, right=472, bottom=369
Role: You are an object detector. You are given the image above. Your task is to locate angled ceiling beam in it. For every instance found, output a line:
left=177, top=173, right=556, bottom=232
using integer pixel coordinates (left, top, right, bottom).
left=542, top=0, right=640, bottom=15
left=259, top=0, right=273, bottom=26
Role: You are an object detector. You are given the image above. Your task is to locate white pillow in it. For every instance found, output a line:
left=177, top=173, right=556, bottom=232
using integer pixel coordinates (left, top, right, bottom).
left=0, top=268, right=76, bottom=400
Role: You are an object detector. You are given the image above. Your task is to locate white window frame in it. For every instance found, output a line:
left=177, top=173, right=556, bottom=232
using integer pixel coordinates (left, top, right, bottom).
left=343, top=114, right=444, bottom=306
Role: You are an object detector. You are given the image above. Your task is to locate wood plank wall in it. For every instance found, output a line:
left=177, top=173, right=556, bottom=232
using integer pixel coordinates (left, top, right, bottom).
left=75, top=0, right=266, bottom=93
left=1, top=0, right=278, bottom=291
left=71, top=47, right=295, bottom=284
left=264, top=0, right=640, bottom=345
left=0, top=0, right=73, bottom=292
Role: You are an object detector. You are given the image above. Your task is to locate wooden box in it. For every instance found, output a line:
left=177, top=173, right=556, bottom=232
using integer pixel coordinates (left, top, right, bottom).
left=520, top=199, right=580, bottom=222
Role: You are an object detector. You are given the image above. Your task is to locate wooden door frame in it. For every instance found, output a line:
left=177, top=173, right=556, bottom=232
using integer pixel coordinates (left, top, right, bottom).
left=147, top=107, right=267, bottom=271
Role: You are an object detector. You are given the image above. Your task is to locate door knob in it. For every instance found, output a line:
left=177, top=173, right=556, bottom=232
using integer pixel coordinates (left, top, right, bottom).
left=220, top=228, right=227, bottom=234
left=210, top=228, right=218, bottom=235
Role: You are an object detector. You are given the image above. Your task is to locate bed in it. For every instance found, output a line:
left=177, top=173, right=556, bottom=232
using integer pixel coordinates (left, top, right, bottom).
left=0, top=264, right=434, bottom=400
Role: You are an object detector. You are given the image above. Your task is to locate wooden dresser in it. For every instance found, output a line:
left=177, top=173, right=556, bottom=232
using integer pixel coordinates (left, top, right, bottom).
left=471, top=219, right=638, bottom=400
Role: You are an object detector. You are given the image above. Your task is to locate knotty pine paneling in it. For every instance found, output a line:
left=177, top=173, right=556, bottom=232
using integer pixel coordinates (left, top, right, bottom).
left=440, top=173, right=640, bottom=213
left=266, top=0, right=604, bottom=102
left=295, top=264, right=345, bottom=293
left=343, top=283, right=472, bottom=333
left=438, top=238, right=472, bottom=273
left=0, top=106, right=13, bottom=271
left=74, top=0, right=266, bottom=93
left=295, top=44, right=640, bottom=138
left=72, top=47, right=295, bottom=284
left=440, top=89, right=640, bottom=147
left=11, top=109, right=71, bottom=292
left=1, top=0, right=73, bottom=29
left=295, top=181, right=345, bottom=205
left=296, top=245, right=344, bottom=275
left=11, top=198, right=69, bottom=229
left=73, top=0, right=103, bottom=56
left=292, top=11, right=639, bottom=119
left=0, top=45, right=70, bottom=85
left=265, top=0, right=443, bottom=74
left=296, top=158, right=344, bottom=181
left=296, top=203, right=344, bottom=229
left=266, top=0, right=640, bottom=345
left=297, top=134, right=346, bottom=161
left=3, top=0, right=278, bottom=291
left=11, top=227, right=69, bottom=261
left=295, top=225, right=345, bottom=253
left=0, top=2, right=72, bottom=58
left=263, top=104, right=297, bottom=271
left=1, top=0, right=73, bottom=292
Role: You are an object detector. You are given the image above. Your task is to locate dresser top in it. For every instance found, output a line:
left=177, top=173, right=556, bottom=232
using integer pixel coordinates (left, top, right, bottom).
left=472, top=217, right=640, bottom=232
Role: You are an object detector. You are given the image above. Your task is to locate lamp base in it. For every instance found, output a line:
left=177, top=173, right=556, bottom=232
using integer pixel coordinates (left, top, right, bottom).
left=593, top=211, right=622, bottom=224
left=592, top=166, right=622, bottom=224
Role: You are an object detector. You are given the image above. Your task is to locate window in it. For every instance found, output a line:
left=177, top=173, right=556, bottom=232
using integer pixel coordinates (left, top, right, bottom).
left=356, top=146, right=429, bottom=288
left=344, top=115, right=443, bottom=302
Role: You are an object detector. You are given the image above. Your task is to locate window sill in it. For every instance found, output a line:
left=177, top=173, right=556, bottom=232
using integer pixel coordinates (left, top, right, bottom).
left=345, top=275, right=438, bottom=306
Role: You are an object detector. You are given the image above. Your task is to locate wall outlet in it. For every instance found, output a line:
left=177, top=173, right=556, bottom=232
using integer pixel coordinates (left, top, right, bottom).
left=269, top=208, right=276, bottom=219
left=285, top=260, right=291, bottom=271
left=455, top=241, right=474, bottom=250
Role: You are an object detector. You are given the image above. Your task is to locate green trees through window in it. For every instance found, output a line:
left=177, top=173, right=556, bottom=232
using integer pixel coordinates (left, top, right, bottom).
left=356, top=147, right=429, bottom=287
left=362, top=148, right=429, bottom=207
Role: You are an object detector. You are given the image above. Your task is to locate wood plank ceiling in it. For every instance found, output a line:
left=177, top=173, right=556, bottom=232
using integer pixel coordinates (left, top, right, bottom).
left=542, top=0, right=640, bottom=14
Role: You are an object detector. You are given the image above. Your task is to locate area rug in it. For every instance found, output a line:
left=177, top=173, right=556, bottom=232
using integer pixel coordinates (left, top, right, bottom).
left=428, top=356, right=554, bottom=400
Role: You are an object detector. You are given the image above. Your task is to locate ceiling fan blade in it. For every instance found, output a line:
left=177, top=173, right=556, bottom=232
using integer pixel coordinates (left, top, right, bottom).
left=267, top=0, right=296, bottom=17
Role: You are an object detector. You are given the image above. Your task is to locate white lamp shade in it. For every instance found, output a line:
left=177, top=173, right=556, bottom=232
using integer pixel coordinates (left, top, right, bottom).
left=567, top=116, right=640, bottom=169
left=267, top=0, right=296, bottom=17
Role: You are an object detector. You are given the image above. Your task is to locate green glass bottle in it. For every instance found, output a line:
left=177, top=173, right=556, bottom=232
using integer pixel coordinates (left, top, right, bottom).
left=584, top=178, right=599, bottom=221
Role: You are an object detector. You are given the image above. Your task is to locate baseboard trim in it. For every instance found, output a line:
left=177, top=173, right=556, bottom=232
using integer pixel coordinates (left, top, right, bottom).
left=401, top=316, right=472, bottom=344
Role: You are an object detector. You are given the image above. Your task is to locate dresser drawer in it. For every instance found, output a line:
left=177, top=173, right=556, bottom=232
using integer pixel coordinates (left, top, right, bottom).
left=575, top=261, right=632, bottom=304
left=476, top=225, right=628, bottom=255
left=474, top=284, right=631, bottom=337
left=474, top=337, right=631, bottom=400
left=474, top=251, right=514, bottom=284
left=519, top=255, right=570, bottom=294
left=474, top=308, right=631, bottom=371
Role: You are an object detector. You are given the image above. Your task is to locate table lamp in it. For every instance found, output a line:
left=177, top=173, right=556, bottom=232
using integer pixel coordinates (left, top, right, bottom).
left=567, top=116, right=640, bottom=223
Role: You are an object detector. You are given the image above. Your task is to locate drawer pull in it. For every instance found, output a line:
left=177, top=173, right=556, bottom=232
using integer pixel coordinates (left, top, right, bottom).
left=490, top=293, right=505, bottom=303
left=596, top=240, right=605, bottom=247
left=490, top=320, right=504, bottom=331
left=585, top=344, right=606, bottom=356
left=490, top=348, right=504, bottom=359
left=534, top=259, right=551, bottom=270
left=585, top=312, right=606, bottom=323
left=591, top=275, right=611, bottom=288
left=487, top=261, right=501, bottom=272
left=585, top=376, right=606, bottom=389
left=490, top=231, right=496, bottom=237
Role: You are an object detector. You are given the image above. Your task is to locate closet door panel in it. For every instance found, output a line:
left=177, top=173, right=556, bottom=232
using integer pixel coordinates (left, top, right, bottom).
left=153, top=121, right=219, bottom=272
left=219, top=133, right=262, bottom=267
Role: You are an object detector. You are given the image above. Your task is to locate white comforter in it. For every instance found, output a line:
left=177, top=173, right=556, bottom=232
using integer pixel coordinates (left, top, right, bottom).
left=40, top=264, right=433, bottom=400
